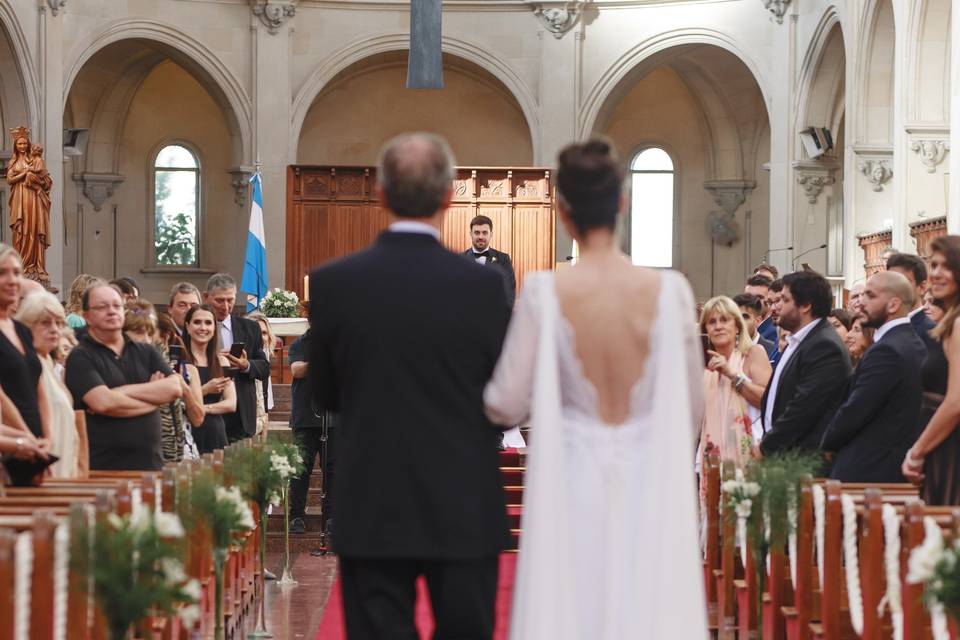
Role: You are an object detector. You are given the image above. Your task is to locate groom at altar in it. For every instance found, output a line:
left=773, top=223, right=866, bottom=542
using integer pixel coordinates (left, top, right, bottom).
left=464, top=214, right=516, bottom=307
left=308, top=133, right=512, bottom=639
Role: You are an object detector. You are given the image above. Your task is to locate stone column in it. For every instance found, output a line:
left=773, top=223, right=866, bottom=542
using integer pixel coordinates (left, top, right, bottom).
left=950, top=0, right=960, bottom=232
left=38, top=1, right=65, bottom=291
left=250, top=1, right=295, bottom=291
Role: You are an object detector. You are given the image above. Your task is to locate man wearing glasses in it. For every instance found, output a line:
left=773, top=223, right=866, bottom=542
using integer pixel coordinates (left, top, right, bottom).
left=65, top=282, right=182, bottom=470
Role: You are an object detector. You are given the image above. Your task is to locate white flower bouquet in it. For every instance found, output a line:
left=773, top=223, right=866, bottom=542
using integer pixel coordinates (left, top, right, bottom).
left=261, top=288, right=301, bottom=318
left=907, top=526, right=960, bottom=626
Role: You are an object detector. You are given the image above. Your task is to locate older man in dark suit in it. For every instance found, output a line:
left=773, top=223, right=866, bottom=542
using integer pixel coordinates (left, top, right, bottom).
left=309, top=133, right=511, bottom=639
left=821, top=271, right=926, bottom=481
left=760, top=270, right=852, bottom=457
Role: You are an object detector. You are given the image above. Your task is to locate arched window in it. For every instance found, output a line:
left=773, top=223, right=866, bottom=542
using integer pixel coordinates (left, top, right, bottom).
left=153, top=144, right=199, bottom=266
left=629, top=147, right=674, bottom=268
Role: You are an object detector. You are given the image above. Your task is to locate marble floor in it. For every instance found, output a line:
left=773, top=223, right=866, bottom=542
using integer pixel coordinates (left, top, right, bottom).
left=263, top=551, right=339, bottom=639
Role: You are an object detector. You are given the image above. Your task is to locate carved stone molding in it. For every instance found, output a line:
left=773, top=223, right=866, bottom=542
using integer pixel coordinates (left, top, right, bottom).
left=761, top=0, right=791, bottom=24
left=796, top=172, right=835, bottom=204
left=228, top=167, right=254, bottom=207
left=526, top=1, right=584, bottom=39
left=251, top=0, right=297, bottom=35
left=858, top=159, right=893, bottom=192
left=703, top=180, right=755, bottom=216
left=910, top=139, right=949, bottom=174
left=76, top=173, right=124, bottom=212
left=46, top=0, right=67, bottom=16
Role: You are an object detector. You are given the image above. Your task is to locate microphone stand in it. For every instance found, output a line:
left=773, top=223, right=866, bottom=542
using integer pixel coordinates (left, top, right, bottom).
left=792, top=244, right=828, bottom=269
left=760, top=246, right=793, bottom=264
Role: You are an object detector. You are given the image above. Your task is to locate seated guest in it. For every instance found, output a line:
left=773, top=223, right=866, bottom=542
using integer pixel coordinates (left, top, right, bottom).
left=700, top=296, right=772, bottom=467
left=760, top=270, right=852, bottom=456
left=184, top=304, right=235, bottom=454
left=154, top=313, right=201, bottom=461
left=168, top=282, right=202, bottom=335
left=65, top=282, right=182, bottom=470
left=15, top=291, right=81, bottom=478
left=887, top=252, right=937, bottom=352
left=821, top=271, right=926, bottom=481
left=204, top=273, right=270, bottom=442
left=0, top=244, right=47, bottom=440
left=245, top=310, right=276, bottom=439
left=64, top=273, right=99, bottom=330
left=846, top=317, right=874, bottom=367
left=827, top=308, right=852, bottom=343
left=924, top=289, right=944, bottom=323
left=733, top=293, right=777, bottom=361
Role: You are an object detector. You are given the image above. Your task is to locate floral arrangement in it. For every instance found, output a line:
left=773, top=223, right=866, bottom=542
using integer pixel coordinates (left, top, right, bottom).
left=73, top=506, right=200, bottom=640
left=260, top=288, right=301, bottom=318
left=908, top=520, right=960, bottom=629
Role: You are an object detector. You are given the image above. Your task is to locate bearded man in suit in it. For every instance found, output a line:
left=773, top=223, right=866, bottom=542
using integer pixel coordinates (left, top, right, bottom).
left=464, top=214, right=516, bottom=307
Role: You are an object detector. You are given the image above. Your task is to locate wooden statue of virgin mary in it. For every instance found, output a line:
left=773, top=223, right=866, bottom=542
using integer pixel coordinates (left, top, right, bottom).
left=6, top=126, right=53, bottom=284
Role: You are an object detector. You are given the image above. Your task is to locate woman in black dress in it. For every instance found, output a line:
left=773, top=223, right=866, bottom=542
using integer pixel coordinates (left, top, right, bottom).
left=903, top=235, right=960, bottom=505
left=0, top=244, right=47, bottom=439
left=183, top=304, right=235, bottom=454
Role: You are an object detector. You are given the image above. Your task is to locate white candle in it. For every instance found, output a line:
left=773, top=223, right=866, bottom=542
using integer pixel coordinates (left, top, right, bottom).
left=304, top=274, right=309, bottom=302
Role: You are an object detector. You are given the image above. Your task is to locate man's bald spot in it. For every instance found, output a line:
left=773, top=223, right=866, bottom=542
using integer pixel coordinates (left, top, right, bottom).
left=870, top=270, right=915, bottom=309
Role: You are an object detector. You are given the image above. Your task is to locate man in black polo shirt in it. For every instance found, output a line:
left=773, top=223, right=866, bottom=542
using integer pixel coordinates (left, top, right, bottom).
left=65, top=283, right=183, bottom=470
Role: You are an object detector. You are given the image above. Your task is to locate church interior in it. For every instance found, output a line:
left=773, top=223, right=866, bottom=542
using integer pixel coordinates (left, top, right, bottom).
left=1, top=0, right=959, bottom=638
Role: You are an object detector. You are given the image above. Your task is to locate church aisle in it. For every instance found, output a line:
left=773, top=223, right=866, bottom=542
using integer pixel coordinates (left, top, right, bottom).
left=264, top=552, right=339, bottom=639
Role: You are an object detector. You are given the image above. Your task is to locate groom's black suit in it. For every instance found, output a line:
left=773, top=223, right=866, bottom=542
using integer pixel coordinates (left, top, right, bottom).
left=309, top=229, right=512, bottom=638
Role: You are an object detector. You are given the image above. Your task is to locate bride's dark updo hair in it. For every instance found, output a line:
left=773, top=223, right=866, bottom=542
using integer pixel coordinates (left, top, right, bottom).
left=556, top=138, right=624, bottom=234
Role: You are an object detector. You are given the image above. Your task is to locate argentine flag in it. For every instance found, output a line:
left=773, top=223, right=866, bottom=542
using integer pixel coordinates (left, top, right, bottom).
left=240, top=172, right=269, bottom=311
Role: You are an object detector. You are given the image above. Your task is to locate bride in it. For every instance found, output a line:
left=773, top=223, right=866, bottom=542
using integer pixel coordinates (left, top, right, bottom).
left=484, top=139, right=707, bottom=639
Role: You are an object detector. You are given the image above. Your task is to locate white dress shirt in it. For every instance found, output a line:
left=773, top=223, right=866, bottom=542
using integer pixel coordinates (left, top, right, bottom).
left=389, top=220, right=441, bottom=239
left=873, top=316, right=911, bottom=343
left=764, top=317, right=823, bottom=430
left=218, top=314, right=233, bottom=352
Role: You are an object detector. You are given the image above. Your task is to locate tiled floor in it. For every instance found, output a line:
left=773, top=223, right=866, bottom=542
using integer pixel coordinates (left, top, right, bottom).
left=263, top=551, right=339, bottom=639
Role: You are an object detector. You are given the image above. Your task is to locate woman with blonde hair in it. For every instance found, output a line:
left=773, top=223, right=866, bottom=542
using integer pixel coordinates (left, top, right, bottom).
left=15, top=290, right=84, bottom=477
left=245, top=310, right=277, bottom=439
left=64, top=273, right=99, bottom=329
left=699, top=295, right=772, bottom=468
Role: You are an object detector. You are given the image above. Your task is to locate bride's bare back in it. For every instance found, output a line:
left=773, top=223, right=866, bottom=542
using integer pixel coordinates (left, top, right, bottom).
left=554, top=254, right=661, bottom=426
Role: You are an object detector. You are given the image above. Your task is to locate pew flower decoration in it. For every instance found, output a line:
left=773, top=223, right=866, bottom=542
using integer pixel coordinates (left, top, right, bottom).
left=907, top=521, right=960, bottom=627
left=261, top=288, right=301, bottom=318
left=77, top=508, right=199, bottom=640
left=271, top=442, right=306, bottom=585
left=722, top=468, right=761, bottom=518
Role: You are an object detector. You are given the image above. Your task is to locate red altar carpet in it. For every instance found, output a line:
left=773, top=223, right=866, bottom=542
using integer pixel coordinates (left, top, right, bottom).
left=315, top=553, right=517, bottom=640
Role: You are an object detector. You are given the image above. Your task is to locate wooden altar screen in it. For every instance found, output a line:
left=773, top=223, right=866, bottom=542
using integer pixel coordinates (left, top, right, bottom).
left=857, top=229, right=893, bottom=276
left=909, top=216, right=947, bottom=260
left=285, top=166, right=555, bottom=298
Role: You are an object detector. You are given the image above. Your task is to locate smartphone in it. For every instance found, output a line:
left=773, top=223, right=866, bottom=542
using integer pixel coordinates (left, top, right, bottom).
left=229, top=342, right=245, bottom=358
left=701, top=333, right=712, bottom=366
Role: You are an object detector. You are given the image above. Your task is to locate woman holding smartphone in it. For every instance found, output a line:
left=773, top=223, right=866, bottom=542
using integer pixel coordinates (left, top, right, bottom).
left=184, top=304, right=236, bottom=453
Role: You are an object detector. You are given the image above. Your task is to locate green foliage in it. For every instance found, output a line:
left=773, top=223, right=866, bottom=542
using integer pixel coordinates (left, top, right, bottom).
left=261, top=288, right=301, bottom=318
left=155, top=169, right=197, bottom=266
left=181, top=468, right=255, bottom=551
left=742, top=451, right=822, bottom=547
left=226, top=442, right=305, bottom=510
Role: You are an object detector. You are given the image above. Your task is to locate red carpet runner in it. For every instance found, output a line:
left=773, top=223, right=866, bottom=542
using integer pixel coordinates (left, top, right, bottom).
left=315, top=553, right=517, bottom=640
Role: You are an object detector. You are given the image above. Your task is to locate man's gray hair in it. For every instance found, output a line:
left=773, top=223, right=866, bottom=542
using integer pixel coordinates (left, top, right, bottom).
left=377, top=133, right=456, bottom=218
left=205, top=273, right=237, bottom=293
left=169, top=281, right=202, bottom=305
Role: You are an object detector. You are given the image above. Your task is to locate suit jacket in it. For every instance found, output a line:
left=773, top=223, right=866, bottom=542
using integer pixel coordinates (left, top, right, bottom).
left=311, top=231, right=512, bottom=558
left=463, top=247, right=517, bottom=307
left=756, top=334, right=778, bottom=361
left=221, top=315, right=271, bottom=437
left=820, top=323, right=925, bottom=482
left=758, top=316, right=778, bottom=345
left=759, top=318, right=852, bottom=456
left=910, top=308, right=937, bottom=355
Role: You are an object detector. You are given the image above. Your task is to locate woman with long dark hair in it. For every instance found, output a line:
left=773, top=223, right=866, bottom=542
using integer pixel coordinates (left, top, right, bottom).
left=902, top=235, right=960, bottom=504
left=183, top=304, right=235, bottom=454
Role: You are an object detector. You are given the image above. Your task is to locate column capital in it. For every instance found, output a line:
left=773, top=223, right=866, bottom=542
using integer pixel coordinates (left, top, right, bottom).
left=74, top=173, right=124, bottom=212
left=250, top=0, right=297, bottom=35
left=525, top=1, right=585, bottom=39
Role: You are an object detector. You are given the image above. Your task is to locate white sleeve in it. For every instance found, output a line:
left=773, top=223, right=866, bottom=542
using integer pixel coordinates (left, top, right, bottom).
left=676, top=273, right=705, bottom=436
left=484, top=275, right=542, bottom=426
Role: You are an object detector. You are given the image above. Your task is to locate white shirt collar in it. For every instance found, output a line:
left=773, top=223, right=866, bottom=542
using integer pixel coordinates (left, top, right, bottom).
left=785, top=317, right=822, bottom=349
left=752, top=332, right=760, bottom=345
left=873, top=316, right=911, bottom=342
left=219, top=314, right=232, bottom=330
left=908, top=307, right=924, bottom=320
left=389, top=220, right=441, bottom=239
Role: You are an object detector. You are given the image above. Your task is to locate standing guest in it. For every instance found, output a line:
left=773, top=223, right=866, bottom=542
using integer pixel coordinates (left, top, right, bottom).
left=924, top=289, right=945, bottom=323
left=464, top=214, right=517, bottom=307
left=881, top=246, right=899, bottom=266
left=64, top=273, right=99, bottom=330
left=245, top=310, right=277, bottom=439
left=845, top=317, right=875, bottom=367
left=168, top=282, right=202, bottom=335
left=848, top=282, right=866, bottom=316
left=122, top=299, right=157, bottom=343
left=64, top=283, right=182, bottom=470
left=732, top=293, right=777, bottom=361
left=700, top=296, right=772, bottom=467
left=821, top=271, right=926, bottom=482
left=155, top=313, right=201, bottom=461
left=203, top=273, right=270, bottom=442
left=0, top=243, right=48, bottom=439
left=744, top=273, right=772, bottom=301
left=15, top=291, right=82, bottom=478
left=902, top=236, right=960, bottom=505
left=744, top=274, right=778, bottom=347
left=827, top=308, right=853, bottom=343
left=760, top=270, right=852, bottom=456
left=309, top=133, right=512, bottom=639
left=0, top=386, right=48, bottom=461
left=754, top=263, right=779, bottom=282
left=887, top=252, right=937, bottom=352
left=109, top=277, right=139, bottom=302
left=184, top=304, right=235, bottom=453
left=54, top=326, right=77, bottom=380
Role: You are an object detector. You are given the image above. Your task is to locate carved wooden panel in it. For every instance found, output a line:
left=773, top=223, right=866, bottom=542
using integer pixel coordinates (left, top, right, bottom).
left=286, top=166, right=555, bottom=299
left=857, top=229, right=893, bottom=276
left=909, top=216, right=947, bottom=260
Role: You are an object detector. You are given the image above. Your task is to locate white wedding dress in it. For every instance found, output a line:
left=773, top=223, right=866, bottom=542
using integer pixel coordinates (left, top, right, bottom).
left=484, top=270, right=707, bottom=640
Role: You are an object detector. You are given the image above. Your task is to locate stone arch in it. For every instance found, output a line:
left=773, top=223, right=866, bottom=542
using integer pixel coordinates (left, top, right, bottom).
left=290, top=33, right=539, bottom=158
left=577, top=28, right=771, bottom=140
left=904, top=0, right=950, bottom=123
left=0, top=3, right=40, bottom=145
left=796, top=12, right=845, bottom=141
left=64, top=19, right=252, bottom=165
left=855, top=0, right=896, bottom=145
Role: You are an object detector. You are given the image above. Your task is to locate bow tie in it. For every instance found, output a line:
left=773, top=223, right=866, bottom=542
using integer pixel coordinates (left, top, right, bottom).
left=474, top=251, right=489, bottom=258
